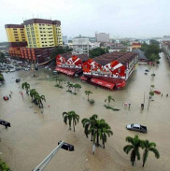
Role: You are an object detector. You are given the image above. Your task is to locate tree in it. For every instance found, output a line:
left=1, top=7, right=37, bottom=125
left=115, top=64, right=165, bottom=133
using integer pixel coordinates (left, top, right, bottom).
left=105, top=95, right=115, bottom=107
left=89, top=47, right=108, bottom=59
left=85, top=90, right=92, bottom=101
left=66, top=82, right=73, bottom=92
left=34, top=94, right=46, bottom=108
left=50, top=46, right=72, bottom=59
left=73, top=83, right=81, bottom=94
left=22, top=82, right=30, bottom=95
left=0, top=158, right=10, bottom=171
left=141, top=41, right=161, bottom=62
left=123, top=135, right=142, bottom=166
left=141, top=140, right=160, bottom=167
left=62, top=111, right=79, bottom=131
left=89, top=119, right=112, bottom=147
left=82, top=114, right=98, bottom=140
left=30, top=89, right=39, bottom=102
left=99, top=124, right=113, bottom=148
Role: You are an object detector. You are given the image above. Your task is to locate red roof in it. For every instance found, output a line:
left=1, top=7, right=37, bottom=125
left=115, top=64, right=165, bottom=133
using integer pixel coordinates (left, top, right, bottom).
left=132, top=43, right=141, bottom=45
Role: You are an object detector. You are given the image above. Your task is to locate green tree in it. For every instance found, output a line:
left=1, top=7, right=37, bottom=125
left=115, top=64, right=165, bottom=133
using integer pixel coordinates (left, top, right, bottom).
left=82, top=114, right=98, bottom=141
left=123, top=135, right=142, bottom=166
left=141, top=40, right=161, bottom=62
left=0, top=158, right=10, bottom=171
left=34, top=94, right=46, bottom=108
left=22, top=82, right=30, bottom=95
left=105, top=95, right=115, bottom=107
left=62, top=111, right=79, bottom=131
left=99, top=124, right=113, bottom=148
left=85, top=90, right=92, bottom=101
left=73, top=83, right=81, bottom=94
left=141, top=140, right=160, bottom=167
left=50, top=46, right=72, bottom=59
left=66, top=82, right=73, bottom=92
left=89, top=47, right=108, bottom=59
left=30, top=89, right=39, bottom=102
left=89, top=119, right=112, bottom=147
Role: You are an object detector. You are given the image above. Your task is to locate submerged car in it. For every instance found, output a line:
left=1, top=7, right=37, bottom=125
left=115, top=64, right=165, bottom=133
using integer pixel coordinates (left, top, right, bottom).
left=126, top=124, right=147, bottom=133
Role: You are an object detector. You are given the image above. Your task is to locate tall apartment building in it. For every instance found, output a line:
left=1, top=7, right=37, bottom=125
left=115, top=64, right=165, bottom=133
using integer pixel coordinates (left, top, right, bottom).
left=5, top=18, right=63, bottom=63
left=95, top=32, right=110, bottom=42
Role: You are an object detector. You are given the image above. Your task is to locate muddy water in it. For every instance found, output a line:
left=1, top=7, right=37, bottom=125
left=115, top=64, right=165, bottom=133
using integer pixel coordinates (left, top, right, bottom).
left=0, top=53, right=170, bottom=171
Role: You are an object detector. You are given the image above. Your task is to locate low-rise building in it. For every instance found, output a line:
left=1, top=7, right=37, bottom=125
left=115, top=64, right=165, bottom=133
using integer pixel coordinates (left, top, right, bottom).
left=55, top=53, right=88, bottom=76
left=132, top=42, right=141, bottom=49
left=81, top=52, right=138, bottom=89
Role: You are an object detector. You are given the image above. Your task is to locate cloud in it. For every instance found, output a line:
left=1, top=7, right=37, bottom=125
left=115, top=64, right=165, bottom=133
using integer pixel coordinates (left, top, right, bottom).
left=1, top=0, right=170, bottom=41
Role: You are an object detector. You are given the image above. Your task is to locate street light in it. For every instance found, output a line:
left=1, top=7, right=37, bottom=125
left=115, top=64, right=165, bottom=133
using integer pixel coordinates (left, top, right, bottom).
left=33, top=141, right=74, bottom=171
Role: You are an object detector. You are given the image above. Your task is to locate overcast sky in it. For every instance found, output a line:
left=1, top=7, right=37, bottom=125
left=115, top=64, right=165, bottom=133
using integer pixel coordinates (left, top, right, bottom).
left=0, top=0, right=170, bottom=42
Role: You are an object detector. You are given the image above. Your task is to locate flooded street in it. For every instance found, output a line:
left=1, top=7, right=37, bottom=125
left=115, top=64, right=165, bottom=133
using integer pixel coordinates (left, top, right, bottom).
left=0, top=52, right=170, bottom=171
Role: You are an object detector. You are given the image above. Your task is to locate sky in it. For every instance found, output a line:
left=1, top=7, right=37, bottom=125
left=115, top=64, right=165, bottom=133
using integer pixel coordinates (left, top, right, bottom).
left=0, top=0, right=170, bottom=42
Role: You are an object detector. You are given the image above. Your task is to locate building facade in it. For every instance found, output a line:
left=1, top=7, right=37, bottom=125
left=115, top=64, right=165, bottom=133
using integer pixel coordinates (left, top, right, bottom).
left=5, top=18, right=63, bottom=63
left=55, top=53, right=88, bottom=76
left=95, top=33, right=110, bottom=42
left=72, top=37, right=90, bottom=55
left=131, top=42, right=141, bottom=49
left=81, top=52, right=138, bottom=89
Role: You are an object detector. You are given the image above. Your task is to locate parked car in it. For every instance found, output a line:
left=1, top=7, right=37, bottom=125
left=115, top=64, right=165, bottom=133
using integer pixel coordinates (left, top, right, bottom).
left=126, top=124, right=147, bottom=133
left=10, top=69, right=15, bottom=72
left=24, top=68, right=29, bottom=71
left=16, top=78, right=21, bottom=83
left=58, top=141, right=74, bottom=151
left=52, top=70, right=58, bottom=75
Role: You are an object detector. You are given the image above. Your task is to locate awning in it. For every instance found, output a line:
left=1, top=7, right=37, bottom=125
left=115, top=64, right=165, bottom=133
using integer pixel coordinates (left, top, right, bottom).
left=56, top=67, right=75, bottom=76
left=116, top=81, right=126, bottom=88
left=80, top=75, right=88, bottom=81
left=90, top=78, right=115, bottom=89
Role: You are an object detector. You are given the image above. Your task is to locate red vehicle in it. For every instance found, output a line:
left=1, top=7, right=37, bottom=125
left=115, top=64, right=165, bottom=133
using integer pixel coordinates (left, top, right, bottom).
left=154, top=90, right=161, bottom=94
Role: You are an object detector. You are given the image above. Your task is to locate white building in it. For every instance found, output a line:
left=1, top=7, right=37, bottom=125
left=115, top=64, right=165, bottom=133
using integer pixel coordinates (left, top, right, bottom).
left=72, top=37, right=90, bottom=55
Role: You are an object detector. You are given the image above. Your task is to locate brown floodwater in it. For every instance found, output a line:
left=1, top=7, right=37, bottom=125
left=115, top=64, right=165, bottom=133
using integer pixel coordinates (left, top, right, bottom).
left=0, top=52, right=170, bottom=171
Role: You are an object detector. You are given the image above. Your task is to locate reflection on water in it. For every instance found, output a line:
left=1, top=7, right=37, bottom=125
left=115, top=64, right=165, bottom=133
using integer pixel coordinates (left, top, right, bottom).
left=0, top=53, right=170, bottom=171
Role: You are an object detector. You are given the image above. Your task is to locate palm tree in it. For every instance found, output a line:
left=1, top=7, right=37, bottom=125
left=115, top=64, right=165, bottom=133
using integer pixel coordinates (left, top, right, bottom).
left=82, top=114, right=98, bottom=140
left=62, top=111, right=79, bottom=131
left=73, top=83, right=81, bottom=94
left=58, top=78, right=65, bottom=88
left=85, top=90, right=92, bottom=101
left=99, top=126, right=113, bottom=149
left=22, top=82, right=30, bottom=95
left=123, top=135, right=142, bottom=166
left=105, top=95, right=115, bottom=107
left=141, top=140, right=160, bottom=167
left=89, top=119, right=111, bottom=147
left=66, top=82, right=73, bottom=92
left=34, top=94, right=46, bottom=108
left=30, top=89, right=39, bottom=102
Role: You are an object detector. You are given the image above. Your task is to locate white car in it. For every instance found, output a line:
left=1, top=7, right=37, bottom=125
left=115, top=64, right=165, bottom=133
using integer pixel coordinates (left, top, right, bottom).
left=126, top=124, right=147, bottom=133
left=10, top=69, right=15, bottom=72
left=24, top=68, right=29, bottom=71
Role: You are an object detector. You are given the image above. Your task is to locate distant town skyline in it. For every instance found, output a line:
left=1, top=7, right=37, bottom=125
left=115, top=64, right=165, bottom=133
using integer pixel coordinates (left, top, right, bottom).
left=1, top=0, right=170, bottom=42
